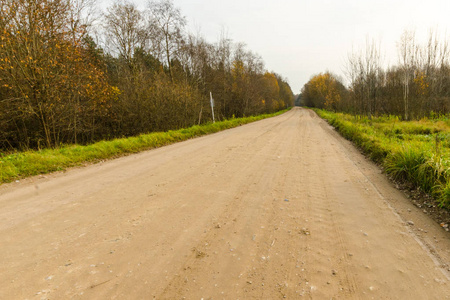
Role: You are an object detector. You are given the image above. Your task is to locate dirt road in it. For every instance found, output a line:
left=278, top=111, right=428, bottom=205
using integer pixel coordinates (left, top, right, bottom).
left=0, top=108, right=449, bottom=299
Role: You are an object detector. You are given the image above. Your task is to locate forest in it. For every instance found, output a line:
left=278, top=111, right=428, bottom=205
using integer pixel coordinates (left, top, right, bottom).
left=301, top=30, right=450, bottom=119
left=0, top=0, right=294, bottom=150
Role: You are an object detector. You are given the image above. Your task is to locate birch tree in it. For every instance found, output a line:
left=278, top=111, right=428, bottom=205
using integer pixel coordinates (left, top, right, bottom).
left=397, top=30, right=417, bottom=120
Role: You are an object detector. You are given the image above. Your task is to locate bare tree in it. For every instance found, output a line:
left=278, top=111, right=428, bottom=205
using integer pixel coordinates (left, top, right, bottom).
left=363, top=38, right=383, bottom=118
left=68, top=0, right=98, bottom=34
left=345, top=39, right=383, bottom=117
left=104, top=0, right=147, bottom=62
left=147, top=0, right=186, bottom=81
left=397, top=29, right=417, bottom=120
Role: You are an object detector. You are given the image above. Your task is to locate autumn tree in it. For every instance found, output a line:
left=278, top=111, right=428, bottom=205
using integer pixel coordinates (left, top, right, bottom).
left=0, top=0, right=294, bottom=150
left=262, top=72, right=280, bottom=110
left=301, top=72, right=346, bottom=111
left=0, top=0, right=116, bottom=148
left=276, top=74, right=295, bottom=108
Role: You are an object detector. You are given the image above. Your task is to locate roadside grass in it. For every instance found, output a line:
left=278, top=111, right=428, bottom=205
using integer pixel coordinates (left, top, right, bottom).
left=0, top=109, right=289, bottom=184
left=313, top=109, right=450, bottom=209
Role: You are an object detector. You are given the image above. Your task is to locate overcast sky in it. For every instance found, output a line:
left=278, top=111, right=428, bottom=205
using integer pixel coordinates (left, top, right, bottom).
left=101, top=0, right=450, bottom=94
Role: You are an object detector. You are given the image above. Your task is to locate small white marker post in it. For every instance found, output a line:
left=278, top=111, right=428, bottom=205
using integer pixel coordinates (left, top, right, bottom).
left=210, top=92, right=215, bottom=123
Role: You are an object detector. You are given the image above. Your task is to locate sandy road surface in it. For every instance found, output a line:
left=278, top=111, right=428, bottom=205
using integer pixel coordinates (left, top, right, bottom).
left=0, top=107, right=449, bottom=299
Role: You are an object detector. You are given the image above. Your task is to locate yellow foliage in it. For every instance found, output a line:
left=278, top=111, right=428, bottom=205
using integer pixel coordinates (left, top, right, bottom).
left=263, top=72, right=280, bottom=94
left=307, top=72, right=341, bottom=110
left=414, top=72, right=429, bottom=96
left=232, top=60, right=245, bottom=76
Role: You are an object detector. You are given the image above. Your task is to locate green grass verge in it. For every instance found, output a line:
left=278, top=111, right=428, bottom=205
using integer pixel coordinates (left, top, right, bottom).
left=313, top=109, right=450, bottom=209
left=0, top=109, right=290, bottom=184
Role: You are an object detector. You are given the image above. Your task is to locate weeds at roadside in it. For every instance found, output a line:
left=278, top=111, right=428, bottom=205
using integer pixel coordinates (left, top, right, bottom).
left=314, top=109, right=450, bottom=209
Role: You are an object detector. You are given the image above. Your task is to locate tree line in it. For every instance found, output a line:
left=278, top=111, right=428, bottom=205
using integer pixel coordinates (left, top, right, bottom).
left=0, top=0, right=294, bottom=150
left=301, top=30, right=450, bottom=120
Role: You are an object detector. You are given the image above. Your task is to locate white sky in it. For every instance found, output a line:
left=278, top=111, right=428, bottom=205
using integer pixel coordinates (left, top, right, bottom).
left=101, top=0, right=450, bottom=94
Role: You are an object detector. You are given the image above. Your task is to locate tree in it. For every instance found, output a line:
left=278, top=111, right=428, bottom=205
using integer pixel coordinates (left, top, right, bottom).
left=104, top=0, right=148, bottom=63
left=147, top=0, right=186, bottom=82
left=397, top=30, right=417, bottom=120
left=262, top=72, right=280, bottom=111
left=301, top=72, right=346, bottom=111
left=0, top=0, right=294, bottom=150
left=277, top=75, right=295, bottom=108
left=0, top=0, right=116, bottom=148
left=346, top=39, right=383, bottom=117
